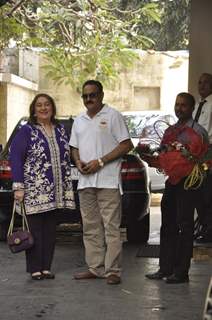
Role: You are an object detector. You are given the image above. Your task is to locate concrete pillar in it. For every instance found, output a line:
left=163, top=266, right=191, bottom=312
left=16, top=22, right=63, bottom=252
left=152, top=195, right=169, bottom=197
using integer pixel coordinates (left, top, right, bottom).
left=189, top=0, right=212, bottom=98
left=0, top=83, right=7, bottom=146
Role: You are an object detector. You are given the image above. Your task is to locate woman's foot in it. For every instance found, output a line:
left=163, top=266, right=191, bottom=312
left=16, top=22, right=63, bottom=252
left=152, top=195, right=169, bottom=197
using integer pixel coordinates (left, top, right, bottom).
left=42, top=270, right=55, bottom=279
left=31, top=272, right=44, bottom=280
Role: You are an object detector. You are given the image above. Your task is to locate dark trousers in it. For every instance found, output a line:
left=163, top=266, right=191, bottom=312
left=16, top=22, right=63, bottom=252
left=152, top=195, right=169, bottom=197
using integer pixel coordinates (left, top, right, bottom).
left=159, top=180, right=200, bottom=277
left=196, top=170, right=212, bottom=234
left=25, top=211, right=57, bottom=274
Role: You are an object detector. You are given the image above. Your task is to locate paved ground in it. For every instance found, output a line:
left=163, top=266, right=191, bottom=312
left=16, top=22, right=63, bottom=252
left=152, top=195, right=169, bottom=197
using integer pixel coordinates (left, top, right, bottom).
left=0, top=225, right=212, bottom=320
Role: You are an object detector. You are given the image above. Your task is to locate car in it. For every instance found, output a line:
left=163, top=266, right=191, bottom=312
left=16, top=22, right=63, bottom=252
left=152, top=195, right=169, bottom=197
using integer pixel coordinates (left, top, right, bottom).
left=0, top=117, right=151, bottom=243
left=122, top=110, right=177, bottom=192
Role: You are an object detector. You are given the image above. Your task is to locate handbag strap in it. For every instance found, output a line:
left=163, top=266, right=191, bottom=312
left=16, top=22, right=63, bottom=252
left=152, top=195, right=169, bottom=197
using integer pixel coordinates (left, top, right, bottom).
left=21, top=201, right=30, bottom=232
left=7, top=201, right=16, bottom=236
left=7, top=201, right=30, bottom=236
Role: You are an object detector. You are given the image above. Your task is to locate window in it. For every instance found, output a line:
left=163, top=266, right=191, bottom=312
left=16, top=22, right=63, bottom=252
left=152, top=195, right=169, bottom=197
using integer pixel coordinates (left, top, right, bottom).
left=133, top=86, right=160, bottom=110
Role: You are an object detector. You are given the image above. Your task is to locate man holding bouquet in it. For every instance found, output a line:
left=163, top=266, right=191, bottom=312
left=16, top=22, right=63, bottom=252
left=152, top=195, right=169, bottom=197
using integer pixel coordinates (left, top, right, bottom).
left=143, top=92, right=209, bottom=284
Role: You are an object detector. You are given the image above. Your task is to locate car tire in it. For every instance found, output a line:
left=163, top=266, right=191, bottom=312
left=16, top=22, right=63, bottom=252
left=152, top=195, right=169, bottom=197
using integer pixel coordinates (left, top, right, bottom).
left=126, top=212, right=150, bottom=244
left=0, top=222, right=9, bottom=241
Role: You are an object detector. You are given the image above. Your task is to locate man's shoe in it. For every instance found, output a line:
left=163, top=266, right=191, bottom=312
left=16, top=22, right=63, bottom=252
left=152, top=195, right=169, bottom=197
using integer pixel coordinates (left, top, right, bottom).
left=196, top=235, right=212, bottom=243
left=42, top=272, right=55, bottom=279
left=107, top=274, right=121, bottom=285
left=73, top=270, right=98, bottom=280
left=31, top=273, right=44, bottom=280
left=145, top=270, right=169, bottom=280
left=165, top=274, right=189, bottom=284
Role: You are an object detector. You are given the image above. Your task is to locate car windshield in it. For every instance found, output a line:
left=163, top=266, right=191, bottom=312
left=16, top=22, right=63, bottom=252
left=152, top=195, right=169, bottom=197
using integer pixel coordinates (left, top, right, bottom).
left=123, top=113, right=176, bottom=146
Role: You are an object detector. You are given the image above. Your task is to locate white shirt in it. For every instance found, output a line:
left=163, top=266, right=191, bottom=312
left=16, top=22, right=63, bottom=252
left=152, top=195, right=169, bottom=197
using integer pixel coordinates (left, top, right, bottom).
left=69, top=104, right=131, bottom=190
left=193, top=94, right=212, bottom=143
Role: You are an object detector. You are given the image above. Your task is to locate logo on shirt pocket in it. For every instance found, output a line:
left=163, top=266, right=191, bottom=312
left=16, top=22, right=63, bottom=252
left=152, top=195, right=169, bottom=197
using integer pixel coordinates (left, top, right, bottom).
left=99, top=119, right=108, bottom=129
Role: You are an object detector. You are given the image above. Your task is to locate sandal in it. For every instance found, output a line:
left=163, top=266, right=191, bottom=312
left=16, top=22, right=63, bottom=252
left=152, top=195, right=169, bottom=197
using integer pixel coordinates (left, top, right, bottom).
left=31, top=272, right=44, bottom=280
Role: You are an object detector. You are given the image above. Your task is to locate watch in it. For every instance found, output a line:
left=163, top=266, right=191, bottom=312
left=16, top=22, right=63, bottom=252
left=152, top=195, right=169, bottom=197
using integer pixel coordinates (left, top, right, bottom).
left=98, top=158, right=104, bottom=167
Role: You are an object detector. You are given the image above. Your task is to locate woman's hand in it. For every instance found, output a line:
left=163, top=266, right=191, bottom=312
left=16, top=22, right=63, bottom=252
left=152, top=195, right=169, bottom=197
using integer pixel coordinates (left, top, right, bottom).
left=14, top=190, right=24, bottom=202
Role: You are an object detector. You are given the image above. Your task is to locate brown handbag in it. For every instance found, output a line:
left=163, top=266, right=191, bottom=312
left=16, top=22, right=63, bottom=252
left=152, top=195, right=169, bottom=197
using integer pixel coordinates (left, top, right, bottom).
left=7, top=201, right=34, bottom=253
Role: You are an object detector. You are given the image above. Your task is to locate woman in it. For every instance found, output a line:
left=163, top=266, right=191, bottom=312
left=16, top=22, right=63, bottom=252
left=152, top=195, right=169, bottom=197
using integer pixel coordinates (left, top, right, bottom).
left=10, top=93, right=75, bottom=280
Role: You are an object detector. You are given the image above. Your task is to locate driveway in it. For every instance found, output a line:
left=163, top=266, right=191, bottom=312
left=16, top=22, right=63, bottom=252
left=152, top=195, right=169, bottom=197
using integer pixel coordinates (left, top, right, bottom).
left=0, top=225, right=211, bottom=320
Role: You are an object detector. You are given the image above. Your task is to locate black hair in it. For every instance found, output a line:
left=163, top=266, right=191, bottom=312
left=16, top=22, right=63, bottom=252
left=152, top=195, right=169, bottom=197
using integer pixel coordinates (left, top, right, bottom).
left=177, top=92, right=195, bottom=109
left=82, top=80, right=103, bottom=93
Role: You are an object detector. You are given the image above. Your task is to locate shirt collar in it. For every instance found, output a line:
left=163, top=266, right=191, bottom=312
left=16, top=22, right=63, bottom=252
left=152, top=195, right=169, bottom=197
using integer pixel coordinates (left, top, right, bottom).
left=199, top=93, right=212, bottom=103
left=81, top=104, right=108, bottom=120
left=175, top=118, right=193, bottom=128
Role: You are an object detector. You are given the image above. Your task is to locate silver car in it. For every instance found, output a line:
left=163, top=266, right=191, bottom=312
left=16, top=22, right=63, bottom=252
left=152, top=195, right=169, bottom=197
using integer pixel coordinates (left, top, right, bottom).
left=122, top=110, right=176, bottom=192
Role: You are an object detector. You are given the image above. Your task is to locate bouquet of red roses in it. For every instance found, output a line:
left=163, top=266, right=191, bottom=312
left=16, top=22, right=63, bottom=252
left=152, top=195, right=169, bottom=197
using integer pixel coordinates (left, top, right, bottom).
left=136, top=125, right=212, bottom=187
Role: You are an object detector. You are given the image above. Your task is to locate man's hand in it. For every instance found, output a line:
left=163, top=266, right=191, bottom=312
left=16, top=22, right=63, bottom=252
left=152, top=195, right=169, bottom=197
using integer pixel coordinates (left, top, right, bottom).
left=141, top=154, right=160, bottom=168
left=75, top=159, right=87, bottom=174
left=82, top=160, right=101, bottom=174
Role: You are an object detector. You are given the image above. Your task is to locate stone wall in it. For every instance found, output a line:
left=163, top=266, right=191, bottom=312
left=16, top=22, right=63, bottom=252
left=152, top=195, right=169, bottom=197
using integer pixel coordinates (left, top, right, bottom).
left=0, top=73, right=37, bottom=145
left=38, top=50, right=188, bottom=116
left=0, top=49, right=188, bottom=145
left=105, top=50, right=188, bottom=113
left=7, top=83, right=36, bottom=139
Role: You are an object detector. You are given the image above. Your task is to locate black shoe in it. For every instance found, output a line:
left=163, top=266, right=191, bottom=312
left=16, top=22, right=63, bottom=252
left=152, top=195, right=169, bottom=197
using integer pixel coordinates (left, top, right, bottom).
left=195, top=235, right=212, bottom=243
left=31, top=273, right=44, bottom=280
left=42, top=272, right=55, bottom=279
left=165, top=274, right=189, bottom=284
left=145, top=270, right=170, bottom=280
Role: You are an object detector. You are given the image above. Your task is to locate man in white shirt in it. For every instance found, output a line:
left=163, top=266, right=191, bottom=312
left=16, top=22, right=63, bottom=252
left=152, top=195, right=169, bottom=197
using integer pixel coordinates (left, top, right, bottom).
left=193, top=73, right=212, bottom=243
left=70, top=80, right=133, bottom=284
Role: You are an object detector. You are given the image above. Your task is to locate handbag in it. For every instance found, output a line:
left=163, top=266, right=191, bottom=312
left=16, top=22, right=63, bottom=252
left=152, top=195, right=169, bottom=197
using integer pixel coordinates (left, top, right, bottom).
left=7, top=201, right=34, bottom=253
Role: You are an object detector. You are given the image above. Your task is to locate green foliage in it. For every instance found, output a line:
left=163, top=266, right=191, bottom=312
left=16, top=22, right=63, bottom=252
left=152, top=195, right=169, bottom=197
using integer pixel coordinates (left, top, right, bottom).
left=118, top=0, right=190, bottom=50
left=0, top=0, right=190, bottom=88
left=1, top=0, right=159, bottom=89
left=0, top=4, right=26, bottom=51
left=154, top=0, right=191, bottom=50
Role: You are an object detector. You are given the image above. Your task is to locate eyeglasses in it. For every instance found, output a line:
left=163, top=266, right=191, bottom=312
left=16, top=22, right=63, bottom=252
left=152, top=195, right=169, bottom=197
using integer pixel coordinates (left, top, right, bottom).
left=81, top=92, right=99, bottom=100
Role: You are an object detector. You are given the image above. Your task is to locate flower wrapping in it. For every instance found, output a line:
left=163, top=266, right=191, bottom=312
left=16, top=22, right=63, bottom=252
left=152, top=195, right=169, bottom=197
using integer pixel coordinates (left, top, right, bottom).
left=135, top=125, right=212, bottom=186
left=159, top=126, right=209, bottom=184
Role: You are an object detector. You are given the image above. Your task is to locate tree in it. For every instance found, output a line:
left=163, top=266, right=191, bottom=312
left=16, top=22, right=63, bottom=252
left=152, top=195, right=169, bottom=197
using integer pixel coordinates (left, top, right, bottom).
left=0, top=1, right=27, bottom=53
left=1, top=1, right=191, bottom=88
left=154, top=0, right=190, bottom=51
left=0, top=0, right=160, bottom=89
left=117, top=0, right=191, bottom=51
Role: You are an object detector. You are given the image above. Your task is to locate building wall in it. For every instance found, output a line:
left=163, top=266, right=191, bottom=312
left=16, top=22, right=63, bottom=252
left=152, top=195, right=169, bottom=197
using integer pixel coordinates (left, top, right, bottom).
left=0, top=83, right=7, bottom=145
left=38, top=50, right=188, bottom=116
left=0, top=74, right=37, bottom=145
left=0, top=49, right=188, bottom=145
left=189, top=0, right=212, bottom=98
left=38, top=56, right=82, bottom=117
left=6, top=83, right=36, bottom=139
left=106, top=50, right=188, bottom=113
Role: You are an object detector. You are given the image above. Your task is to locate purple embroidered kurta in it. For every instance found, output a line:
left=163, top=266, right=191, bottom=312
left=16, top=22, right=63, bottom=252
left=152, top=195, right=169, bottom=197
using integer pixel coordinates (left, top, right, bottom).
left=10, top=123, right=75, bottom=215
